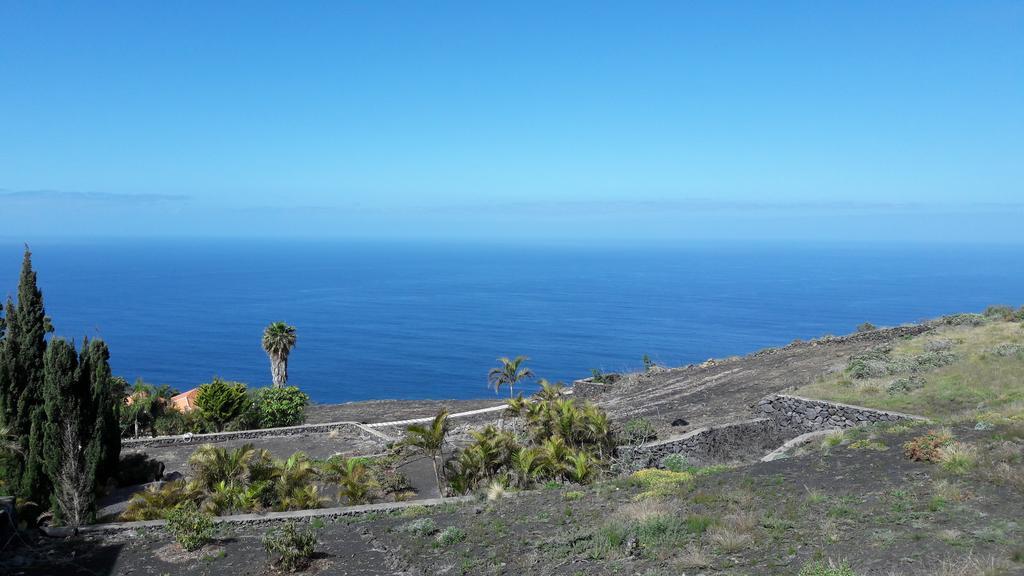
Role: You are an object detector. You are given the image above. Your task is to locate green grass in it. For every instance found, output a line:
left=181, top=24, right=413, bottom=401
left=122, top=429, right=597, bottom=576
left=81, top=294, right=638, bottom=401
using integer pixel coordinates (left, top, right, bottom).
left=798, top=320, right=1024, bottom=422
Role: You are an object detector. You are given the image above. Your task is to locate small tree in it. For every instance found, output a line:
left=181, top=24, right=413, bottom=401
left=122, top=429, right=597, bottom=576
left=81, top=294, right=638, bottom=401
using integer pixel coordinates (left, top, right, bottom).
left=195, top=378, right=249, bottom=432
left=487, top=356, right=534, bottom=399
left=405, top=410, right=449, bottom=498
left=250, top=386, right=309, bottom=428
left=262, top=322, right=297, bottom=388
left=55, top=419, right=92, bottom=530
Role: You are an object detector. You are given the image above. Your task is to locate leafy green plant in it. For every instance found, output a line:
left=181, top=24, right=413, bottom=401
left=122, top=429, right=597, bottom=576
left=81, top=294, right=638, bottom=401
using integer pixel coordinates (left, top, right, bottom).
left=195, top=378, right=249, bottom=431
left=399, top=517, right=437, bottom=536
left=122, top=480, right=198, bottom=521
left=406, top=410, right=449, bottom=497
left=661, top=454, right=687, bottom=472
left=622, top=418, right=657, bottom=445
left=249, top=386, right=309, bottom=428
left=434, top=526, right=466, bottom=547
left=165, top=501, right=216, bottom=551
left=488, top=355, right=534, bottom=398
left=263, top=520, right=319, bottom=572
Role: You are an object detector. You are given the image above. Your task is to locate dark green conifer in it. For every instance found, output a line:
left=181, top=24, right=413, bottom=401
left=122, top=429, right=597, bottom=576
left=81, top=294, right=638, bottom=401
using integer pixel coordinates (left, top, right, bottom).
left=0, top=248, right=49, bottom=501
left=42, top=338, right=81, bottom=515
left=82, top=339, right=120, bottom=492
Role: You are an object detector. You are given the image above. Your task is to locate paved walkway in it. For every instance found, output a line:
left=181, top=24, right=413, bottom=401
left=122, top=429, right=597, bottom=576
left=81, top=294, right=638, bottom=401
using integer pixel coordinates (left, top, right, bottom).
left=363, top=403, right=507, bottom=428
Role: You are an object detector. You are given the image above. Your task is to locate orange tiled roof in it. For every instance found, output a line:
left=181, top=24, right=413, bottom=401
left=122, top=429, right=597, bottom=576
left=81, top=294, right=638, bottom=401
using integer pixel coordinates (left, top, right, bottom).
left=170, top=388, right=201, bottom=413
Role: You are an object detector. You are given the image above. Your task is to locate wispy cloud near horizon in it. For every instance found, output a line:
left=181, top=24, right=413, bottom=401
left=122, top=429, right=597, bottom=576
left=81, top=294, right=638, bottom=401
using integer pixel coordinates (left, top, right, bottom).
left=2, top=189, right=190, bottom=206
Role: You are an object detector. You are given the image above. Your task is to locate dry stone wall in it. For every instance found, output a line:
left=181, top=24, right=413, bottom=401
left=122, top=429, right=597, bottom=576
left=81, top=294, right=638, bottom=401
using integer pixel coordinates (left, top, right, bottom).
left=756, top=394, right=926, bottom=432
left=620, top=417, right=789, bottom=470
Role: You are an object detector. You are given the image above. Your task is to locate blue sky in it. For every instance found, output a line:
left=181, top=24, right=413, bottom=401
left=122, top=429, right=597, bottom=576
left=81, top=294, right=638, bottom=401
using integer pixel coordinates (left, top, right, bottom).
left=2, top=1, right=1022, bottom=243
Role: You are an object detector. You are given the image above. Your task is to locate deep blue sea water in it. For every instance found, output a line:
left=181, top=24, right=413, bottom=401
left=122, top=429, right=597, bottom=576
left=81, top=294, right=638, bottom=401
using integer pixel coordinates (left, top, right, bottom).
left=1, top=240, right=1021, bottom=403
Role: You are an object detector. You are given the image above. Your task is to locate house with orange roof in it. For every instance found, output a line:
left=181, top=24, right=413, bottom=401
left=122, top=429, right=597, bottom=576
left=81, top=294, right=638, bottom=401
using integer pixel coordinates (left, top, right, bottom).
left=170, top=388, right=201, bottom=413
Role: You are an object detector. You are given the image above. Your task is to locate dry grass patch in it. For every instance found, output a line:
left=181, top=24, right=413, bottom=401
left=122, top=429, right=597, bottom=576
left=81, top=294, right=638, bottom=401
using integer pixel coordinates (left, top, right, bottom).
left=706, top=526, right=753, bottom=552
left=935, top=553, right=1012, bottom=576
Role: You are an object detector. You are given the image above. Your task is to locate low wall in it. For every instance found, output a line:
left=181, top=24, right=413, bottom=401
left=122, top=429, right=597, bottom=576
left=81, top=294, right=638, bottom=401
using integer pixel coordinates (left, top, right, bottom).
left=123, top=421, right=386, bottom=449
left=620, top=417, right=790, bottom=470
left=756, top=394, right=927, bottom=432
left=45, top=495, right=476, bottom=537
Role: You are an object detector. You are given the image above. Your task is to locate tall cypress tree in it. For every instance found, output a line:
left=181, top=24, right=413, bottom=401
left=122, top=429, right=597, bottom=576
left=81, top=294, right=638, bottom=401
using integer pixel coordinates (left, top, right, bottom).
left=82, top=339, right=120, bottom=494
left=0, top=249, right=49, bottom=501
left=42, top=338, right=81, bottom=516
left=0, top=297, right=17, bottom=494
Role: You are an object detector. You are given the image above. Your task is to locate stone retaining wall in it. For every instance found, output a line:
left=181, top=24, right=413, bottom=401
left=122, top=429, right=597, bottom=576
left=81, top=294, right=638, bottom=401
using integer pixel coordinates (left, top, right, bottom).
left=49, top=495, right=477, bottom=537
left=123, top=421, right=385, bottom=449
left=756, top=394, right=926, bottom=432
left=620, top=417, right=790, bottom=470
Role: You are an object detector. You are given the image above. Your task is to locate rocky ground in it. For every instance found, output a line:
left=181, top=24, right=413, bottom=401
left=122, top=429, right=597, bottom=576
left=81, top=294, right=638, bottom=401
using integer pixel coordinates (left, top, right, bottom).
left=9, top=316, right=1024, bottom=575
left=9, top=419, right=1024, bottom=575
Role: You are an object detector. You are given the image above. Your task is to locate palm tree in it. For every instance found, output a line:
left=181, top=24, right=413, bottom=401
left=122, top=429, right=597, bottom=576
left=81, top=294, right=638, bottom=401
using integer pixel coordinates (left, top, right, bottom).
left=121, top=480, right=198, bottom=521
left=262, top=322, right=297, bottom=388
left=488, top=355, right=534, bottom=399
left=321, top=457, right=375, bottom=505
left=405, top=410, right=449, bottom=498
left=188, top=443, right=260, bottom=491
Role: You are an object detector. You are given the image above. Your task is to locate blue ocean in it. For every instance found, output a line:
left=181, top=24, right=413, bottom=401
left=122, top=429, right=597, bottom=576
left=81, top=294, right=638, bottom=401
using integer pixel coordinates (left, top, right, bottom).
left=1, top=240, right=1021, bottom=403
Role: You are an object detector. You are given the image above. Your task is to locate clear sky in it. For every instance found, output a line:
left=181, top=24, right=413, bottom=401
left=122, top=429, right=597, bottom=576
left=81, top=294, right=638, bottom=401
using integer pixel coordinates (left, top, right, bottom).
left=2, top=1, right=1022, bottom=243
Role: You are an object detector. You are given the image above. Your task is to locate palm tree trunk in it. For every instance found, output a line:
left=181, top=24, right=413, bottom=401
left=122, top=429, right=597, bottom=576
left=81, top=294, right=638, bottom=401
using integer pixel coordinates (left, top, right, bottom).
left=431, top=455, right=444, bottom=499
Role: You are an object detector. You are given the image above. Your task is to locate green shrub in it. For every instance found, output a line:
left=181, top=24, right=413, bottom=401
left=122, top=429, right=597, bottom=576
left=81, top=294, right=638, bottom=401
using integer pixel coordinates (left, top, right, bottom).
left=195, top=378, right=250, bottom=432
left=399, top=517, right=438, bottom=536
left=563, top=490, right=584, bottom=501
left=983, top=304, right=1024, bottom=321
left=661, top=454, right=687, bottom=473
left=263, top=520, right=319, bottom=572
left=165, top=501, right=216, bottom=551
left=856, top=322, right=876, bottom=332
left=434, top=526, right=466, bottom=547
left=250, top=386, right=309, bottom=428
left=887, top=375, right=925, bottom=396
left=622, top=418, right=657, bottom=445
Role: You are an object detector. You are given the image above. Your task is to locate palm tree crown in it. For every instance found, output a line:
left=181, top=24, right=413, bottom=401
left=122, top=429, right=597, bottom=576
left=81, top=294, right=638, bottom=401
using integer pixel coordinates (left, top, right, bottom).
left=488, top=355, right=534, bottom=398
left=262, top=322, right=297, bottom=388
left=405, top=410, right=449, bottom=497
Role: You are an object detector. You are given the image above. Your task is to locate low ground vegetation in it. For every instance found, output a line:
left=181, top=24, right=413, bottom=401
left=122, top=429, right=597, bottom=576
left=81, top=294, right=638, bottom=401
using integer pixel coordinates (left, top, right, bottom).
left=121, top=442, right=407, bottom=520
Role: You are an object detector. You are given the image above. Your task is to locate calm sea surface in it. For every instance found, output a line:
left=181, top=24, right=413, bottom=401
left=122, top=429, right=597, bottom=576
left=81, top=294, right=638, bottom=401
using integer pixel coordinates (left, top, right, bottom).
left=1, top=240, right=1021, bottom=403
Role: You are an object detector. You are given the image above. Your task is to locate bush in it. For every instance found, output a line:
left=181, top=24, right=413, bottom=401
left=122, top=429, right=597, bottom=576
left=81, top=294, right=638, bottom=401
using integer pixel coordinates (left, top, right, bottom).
left=263, top=520, right=319, bottom=572
left=939, top=442, right=977, bottom=474
left=622, top=418, right=657, bottom=445
left=661, top=453, right=688, bottom=473
left=903, top=430, right=953, bottom=462
left=195, top=378, right=250, bottom=432
left=399, top=517, right=437, bottom=536
left=983, top=305, right=1024, bottom=321
left=434, top=526, right=466, bottom=547
left=165, top=501, right=216, bottom=551
left=856, top=322, right=876, bottom=332
left=249, top=386, right=309, bottom=429
left=887, top=375, right=926, bottom=396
